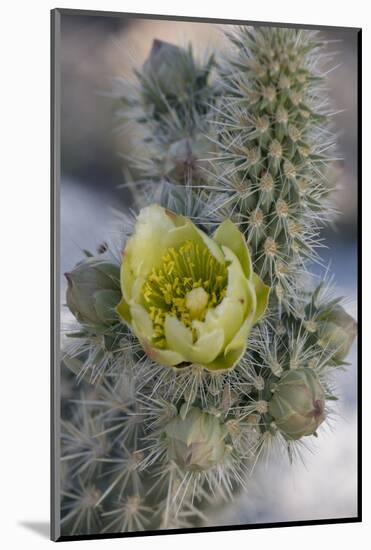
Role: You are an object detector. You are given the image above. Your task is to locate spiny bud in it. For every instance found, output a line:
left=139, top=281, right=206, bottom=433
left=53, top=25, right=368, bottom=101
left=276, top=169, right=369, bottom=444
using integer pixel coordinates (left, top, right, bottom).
left=142, top=40, right=193, bottom=99
left=164, top=406, right=229, bottom=472
left=317, top=306, right=357, bottom=363
left=164, top=136, right=209, bottom=179
left=269, top=368, right=326, bottom=440
left=65, top=257, right=121, bottom=328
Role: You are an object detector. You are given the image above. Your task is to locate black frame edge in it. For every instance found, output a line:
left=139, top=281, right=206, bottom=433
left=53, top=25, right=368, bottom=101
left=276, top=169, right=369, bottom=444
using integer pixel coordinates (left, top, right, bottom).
left=57, top=517, right=361, bottom=542
left=356, top=27, right=362, bottom=523
left=53, top=7, right=361, bottom=31
left=51, top=7, right=62, bottom=543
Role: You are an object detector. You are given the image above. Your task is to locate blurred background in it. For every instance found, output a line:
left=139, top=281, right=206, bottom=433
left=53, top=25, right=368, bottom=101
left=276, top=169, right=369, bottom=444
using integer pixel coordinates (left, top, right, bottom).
left=59, top=13, right=358, bottom=526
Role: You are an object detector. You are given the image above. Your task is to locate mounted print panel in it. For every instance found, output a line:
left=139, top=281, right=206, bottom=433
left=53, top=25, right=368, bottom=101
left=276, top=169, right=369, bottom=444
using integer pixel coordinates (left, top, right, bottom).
left=51, top=8, right=361, bottom=541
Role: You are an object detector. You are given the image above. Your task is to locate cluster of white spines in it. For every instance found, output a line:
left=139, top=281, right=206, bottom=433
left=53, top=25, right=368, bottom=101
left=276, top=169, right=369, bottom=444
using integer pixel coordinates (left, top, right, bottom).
left=207, top=27, right=338, bottom=312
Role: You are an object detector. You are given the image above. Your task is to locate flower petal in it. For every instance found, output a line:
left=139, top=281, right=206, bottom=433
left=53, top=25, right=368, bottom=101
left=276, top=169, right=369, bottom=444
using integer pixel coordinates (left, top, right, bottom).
left=165, top=315, right=224, bottom=364
left=116, top=296, right=132, bottom=324
left=224, top=314, right=253, bottom=355
left=195, top=227, right=225, bottom=264
left=190, top=329, right=225, bottom=364
left=252, top=273, right=270, bottom=323
left=165, top=314, right=193, bottom=347
left=121, top=204, right=177, bottom=300
left=141, top=340, right=187, bottom=366
left=201, top=347, right=245, bottom=372
left=131, top=304, right=154, bottom=340
left=193, top=246, right=254, bottom=346
left=164, top=219, right=224, bottom=264
left=213, top=219, right=252, bottom=278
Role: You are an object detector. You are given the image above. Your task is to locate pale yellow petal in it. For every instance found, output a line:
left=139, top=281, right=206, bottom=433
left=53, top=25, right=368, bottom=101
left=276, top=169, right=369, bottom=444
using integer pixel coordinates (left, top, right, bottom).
left=252, top=273, right=270, bottom=323
left=141, top=340, right=187, bottom=366
left=193, top=246, right=254, bottom=346
left=213, top=219, right=252, bottom=278
left=164, top=315, right=224, bottom=364
left=130, top=304, right=154, bottom=340
left=121, top=204, right=177, bottom=300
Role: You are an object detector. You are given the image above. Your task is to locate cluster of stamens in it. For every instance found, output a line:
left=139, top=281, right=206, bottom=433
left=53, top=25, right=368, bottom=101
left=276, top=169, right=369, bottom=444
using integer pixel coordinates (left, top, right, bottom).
left=142, top=240, right=228, bottom=347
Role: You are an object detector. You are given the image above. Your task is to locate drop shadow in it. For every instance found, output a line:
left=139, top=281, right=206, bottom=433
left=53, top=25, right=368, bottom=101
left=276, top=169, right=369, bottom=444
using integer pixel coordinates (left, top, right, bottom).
left=19, top=521, right=49, bottom=539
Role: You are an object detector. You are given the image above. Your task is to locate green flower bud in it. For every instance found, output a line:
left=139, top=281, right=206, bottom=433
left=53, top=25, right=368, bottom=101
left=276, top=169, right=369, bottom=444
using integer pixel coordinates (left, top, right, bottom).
left=116, top=204, right=270, bottom=371
left=65, top=257, right=121, bottom=328
left=164, top=406, right=229, bottom=471
left=142, top=40, right=196, bottom=100
left=163, top=135, right=212, bottom=181
left=268, top=368, right=326, bottom=440
left=318, top=305, right=357, bottom=363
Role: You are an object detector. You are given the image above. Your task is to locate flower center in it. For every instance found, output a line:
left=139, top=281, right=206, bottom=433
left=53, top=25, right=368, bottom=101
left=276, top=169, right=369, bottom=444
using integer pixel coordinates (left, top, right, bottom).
left=185, top=287, right=209, bottom=320
left=142, top=240, right=228, bottom=348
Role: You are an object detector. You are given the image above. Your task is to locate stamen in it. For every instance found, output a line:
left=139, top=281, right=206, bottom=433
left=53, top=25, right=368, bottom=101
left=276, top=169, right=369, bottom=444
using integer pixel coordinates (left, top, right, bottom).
left=141, top=240, right=228, bottom=346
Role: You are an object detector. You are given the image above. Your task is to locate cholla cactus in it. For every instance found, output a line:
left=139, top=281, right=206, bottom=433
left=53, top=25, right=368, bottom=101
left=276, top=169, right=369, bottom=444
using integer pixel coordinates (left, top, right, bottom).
left=61, top=25, right=357, bottom=536
left=114, top=39, right=217, bottom=187
left=207, top=27, right=340, bottom=312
